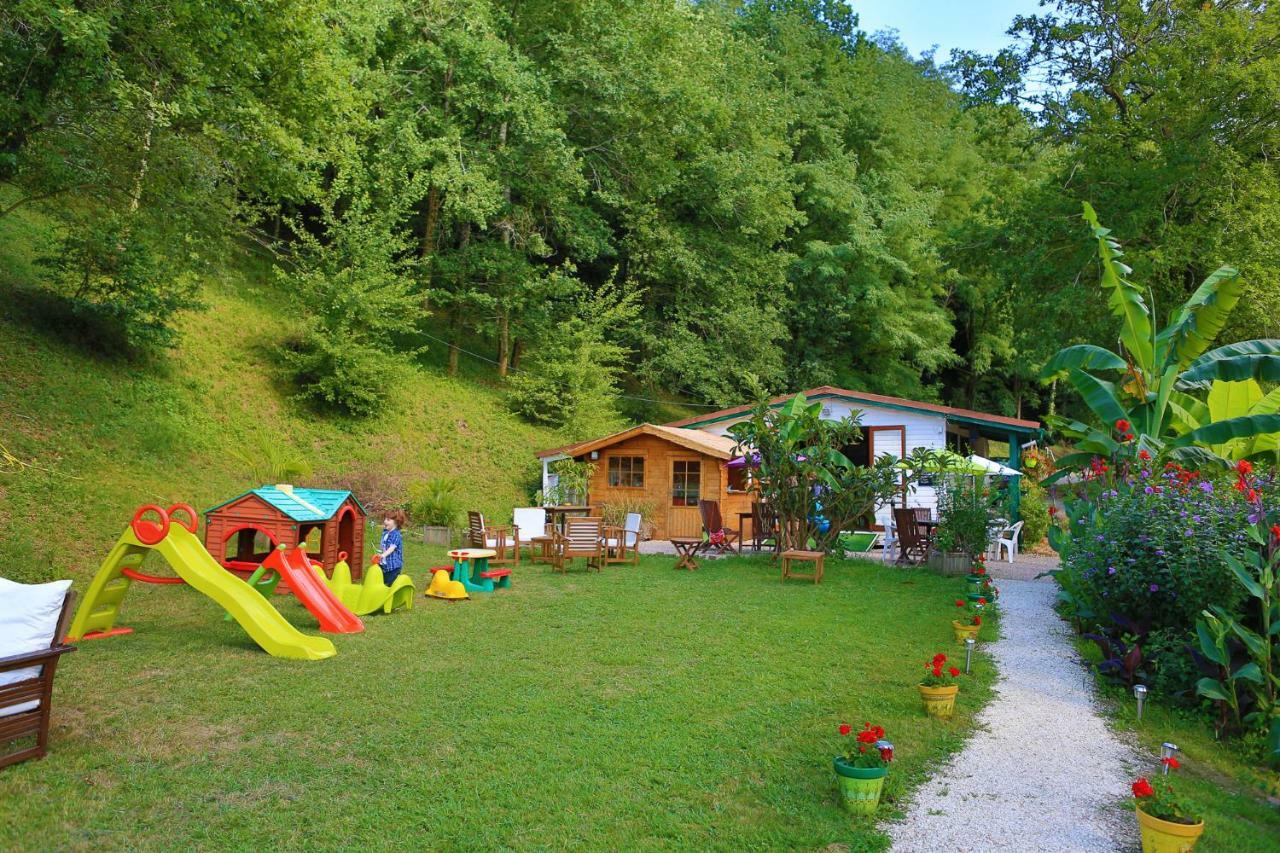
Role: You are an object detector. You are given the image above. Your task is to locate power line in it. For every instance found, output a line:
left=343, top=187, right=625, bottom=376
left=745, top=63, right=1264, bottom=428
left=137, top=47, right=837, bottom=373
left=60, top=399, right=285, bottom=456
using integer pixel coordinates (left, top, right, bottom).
left=415, top=330, right=725, bottom=409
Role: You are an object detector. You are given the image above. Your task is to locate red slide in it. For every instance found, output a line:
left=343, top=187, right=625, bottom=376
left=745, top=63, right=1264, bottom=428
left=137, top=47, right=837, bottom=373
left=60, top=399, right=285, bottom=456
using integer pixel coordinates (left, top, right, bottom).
left=261, top=546, right=364, bottom=634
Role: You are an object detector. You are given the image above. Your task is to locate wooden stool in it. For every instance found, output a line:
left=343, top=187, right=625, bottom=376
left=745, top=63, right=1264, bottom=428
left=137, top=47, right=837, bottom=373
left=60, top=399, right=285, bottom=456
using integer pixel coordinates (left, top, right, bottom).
left=530, top=535, right=555, bottom=564
left=780, top=549, right=824, bottom=584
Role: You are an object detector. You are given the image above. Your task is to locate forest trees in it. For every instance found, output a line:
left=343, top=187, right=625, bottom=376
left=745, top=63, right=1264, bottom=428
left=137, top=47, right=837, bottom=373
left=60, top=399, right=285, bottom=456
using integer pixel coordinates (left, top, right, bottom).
left=3, top=1, right=1278, bottom=430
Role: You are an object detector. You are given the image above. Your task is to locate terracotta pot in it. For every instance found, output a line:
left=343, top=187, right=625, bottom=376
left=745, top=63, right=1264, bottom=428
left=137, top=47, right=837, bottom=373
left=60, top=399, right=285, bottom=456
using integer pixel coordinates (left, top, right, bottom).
left=832, top=758, right=887, bottom=816
left=1135, top=805, right=1204, bottom=852
left=918, top=683, right=959, bottom=718
left=951, top=620, right=980, bottom=644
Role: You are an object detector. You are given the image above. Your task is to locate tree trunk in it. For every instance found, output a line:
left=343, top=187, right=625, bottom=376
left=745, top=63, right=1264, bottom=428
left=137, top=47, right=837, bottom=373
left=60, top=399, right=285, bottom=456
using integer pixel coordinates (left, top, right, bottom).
left=497, top=312, right=510, bottom=377
left=495, top=116, right=513, bottom=377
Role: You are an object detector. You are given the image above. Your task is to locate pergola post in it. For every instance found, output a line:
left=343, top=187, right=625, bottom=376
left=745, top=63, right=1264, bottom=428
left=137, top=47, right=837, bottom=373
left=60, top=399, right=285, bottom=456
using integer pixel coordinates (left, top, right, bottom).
left=1007, top=433, right=1021, bottom=522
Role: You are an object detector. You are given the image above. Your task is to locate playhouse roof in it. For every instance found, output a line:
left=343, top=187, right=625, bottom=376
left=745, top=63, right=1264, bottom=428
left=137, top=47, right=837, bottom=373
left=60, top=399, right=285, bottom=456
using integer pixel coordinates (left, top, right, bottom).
left=204, top=486, right=364, bottom=522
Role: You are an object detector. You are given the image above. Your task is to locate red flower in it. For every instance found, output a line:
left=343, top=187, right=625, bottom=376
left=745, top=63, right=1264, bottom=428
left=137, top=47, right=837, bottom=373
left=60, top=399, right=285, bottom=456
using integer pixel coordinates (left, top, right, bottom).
left=1161, top=757, right=1180, bottom=770
left=879, top=746, right=894, bottom=762
left=839, top=723, right=852, bottom=736
left=1138, top=449, right=1151, bottom=461
left=1271, top=525, right=1280, bottom=542
left=956, top=599, right=965, bottom=607
left=1238, top=460, right=1254, bottom=476
left=977, top=597, right=987, bottom=605
left=973, top=615, right=982, bottom=626
left=1248, top=488, right=1258, bottom=502
left=932, top=664, right=943, bottom=677
left=859, top=744, right=867, bottom=753
left=1048, top=505, right=1057, bottom=516
left=857, top=729, right=877, bottom=744
left=975, top=567, right=986, bottom=575
left=948, top=667, right=960, bottom=677
left=1123, top=432, right=1134, bottom=441
left=933, top=653, right=947, bottom=664
left=1115, top=418, right=1131, bottom=433
left=1132, top=778, right=1154, bottom=798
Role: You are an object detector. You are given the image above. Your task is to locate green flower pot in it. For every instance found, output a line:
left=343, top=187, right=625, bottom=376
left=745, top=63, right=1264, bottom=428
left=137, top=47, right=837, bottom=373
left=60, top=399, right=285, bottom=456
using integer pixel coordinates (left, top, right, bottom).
left=965, top=574, right=984, bottom=596
left=833, top=757, right=887, bottom=816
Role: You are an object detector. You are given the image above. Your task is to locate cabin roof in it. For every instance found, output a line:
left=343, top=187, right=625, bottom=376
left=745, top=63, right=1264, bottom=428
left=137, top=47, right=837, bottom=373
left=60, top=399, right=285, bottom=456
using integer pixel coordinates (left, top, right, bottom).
left=536, top=423, right=740, bottom=461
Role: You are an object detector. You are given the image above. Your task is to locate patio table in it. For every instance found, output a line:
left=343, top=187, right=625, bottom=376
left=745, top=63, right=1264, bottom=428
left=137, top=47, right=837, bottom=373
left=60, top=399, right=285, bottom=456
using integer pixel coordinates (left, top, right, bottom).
left=670, top=538, right=702, bottom=571
left=544, top=505, right=593, bottom=533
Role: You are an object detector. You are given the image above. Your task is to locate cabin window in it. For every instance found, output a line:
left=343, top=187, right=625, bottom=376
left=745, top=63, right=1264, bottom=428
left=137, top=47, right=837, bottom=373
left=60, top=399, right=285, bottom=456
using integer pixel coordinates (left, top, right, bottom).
left=671, top=460, right=701, bottom=506
left=607, top=456, right=645, bottom=488
left=727, top=465, right=750, bottom=493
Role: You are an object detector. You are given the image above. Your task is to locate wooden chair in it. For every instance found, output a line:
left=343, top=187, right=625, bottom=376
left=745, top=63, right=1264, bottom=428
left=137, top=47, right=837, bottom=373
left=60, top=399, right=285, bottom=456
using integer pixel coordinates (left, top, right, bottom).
left=603, top=512, right=642, bottom=566
left=779, top=521, right=824, bottom=584
left=748, top=502, right=779, bottom=553
left=893, top=508, right=929, bottom=565
left=552, top=517, right=604, bottom=573
left=512, top=507, right=552, bottom=565
left=698, top=499, right=739, bottom=554
left=1, top=588, right=76, bottom=769
left=468, top=511, right=516, bottom=566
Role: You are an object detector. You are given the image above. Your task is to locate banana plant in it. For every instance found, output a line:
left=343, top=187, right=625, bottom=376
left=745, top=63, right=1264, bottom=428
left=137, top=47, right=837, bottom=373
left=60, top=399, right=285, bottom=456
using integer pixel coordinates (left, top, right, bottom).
left=1040, top=203, right=1280, bottom=475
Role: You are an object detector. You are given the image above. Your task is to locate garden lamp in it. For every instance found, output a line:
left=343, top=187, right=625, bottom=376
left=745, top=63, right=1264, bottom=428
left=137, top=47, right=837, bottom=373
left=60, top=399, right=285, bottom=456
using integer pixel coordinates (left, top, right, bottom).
left=964, top=637, right=976, bottom=674
left=1133, top=684, right=1148, bottom=721
left=1160, top=742, right=1180, bottom=775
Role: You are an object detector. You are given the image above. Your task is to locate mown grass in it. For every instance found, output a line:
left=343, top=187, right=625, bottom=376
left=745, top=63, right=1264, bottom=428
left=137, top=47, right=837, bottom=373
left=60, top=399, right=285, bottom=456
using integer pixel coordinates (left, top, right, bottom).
left=0, top=550, right=997, bottom=850
left=0, top=199, right=563, bottom=585
left=1076, top=643, right=1280, bottom=850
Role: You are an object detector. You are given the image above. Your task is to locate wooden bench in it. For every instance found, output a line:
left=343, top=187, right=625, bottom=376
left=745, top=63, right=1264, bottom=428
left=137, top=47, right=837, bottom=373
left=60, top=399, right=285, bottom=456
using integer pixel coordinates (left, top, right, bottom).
left=780, top=549, right=824, bottom=584
left=479, top=568, right=512, bottom=589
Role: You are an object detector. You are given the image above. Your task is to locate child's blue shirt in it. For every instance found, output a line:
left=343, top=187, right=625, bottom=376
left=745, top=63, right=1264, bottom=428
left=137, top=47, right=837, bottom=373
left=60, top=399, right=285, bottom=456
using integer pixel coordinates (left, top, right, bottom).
left=380, top=528, right=404, bottom=570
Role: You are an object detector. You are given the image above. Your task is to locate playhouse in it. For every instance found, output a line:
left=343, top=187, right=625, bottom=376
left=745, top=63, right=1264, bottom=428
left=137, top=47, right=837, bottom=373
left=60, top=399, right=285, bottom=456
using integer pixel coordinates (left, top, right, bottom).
left=203, top=485, right=366, bottom=577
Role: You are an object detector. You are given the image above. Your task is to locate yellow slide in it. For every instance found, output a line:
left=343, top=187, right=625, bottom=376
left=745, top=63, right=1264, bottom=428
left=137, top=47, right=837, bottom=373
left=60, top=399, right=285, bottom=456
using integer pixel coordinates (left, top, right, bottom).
left=69, top=506, right=336, bottom=661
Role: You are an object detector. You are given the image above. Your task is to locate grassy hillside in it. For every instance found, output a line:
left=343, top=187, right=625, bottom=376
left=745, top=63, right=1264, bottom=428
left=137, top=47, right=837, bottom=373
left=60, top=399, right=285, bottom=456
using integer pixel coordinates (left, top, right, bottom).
left=0, top=201, right=567, bottom=585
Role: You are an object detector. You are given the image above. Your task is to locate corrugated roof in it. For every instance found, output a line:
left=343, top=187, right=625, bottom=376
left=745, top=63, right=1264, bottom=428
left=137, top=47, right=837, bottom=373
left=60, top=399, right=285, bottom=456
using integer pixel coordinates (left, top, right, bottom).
left=203, top=486, right=362, bottom=522
left=537, top=423, right=740, bottom=460
left=664, top=385, right=1041, bottom=433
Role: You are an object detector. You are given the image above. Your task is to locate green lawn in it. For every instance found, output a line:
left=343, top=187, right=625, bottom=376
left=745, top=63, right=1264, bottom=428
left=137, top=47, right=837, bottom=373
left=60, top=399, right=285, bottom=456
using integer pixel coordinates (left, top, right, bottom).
left=1, top=548, right=996, bottom=850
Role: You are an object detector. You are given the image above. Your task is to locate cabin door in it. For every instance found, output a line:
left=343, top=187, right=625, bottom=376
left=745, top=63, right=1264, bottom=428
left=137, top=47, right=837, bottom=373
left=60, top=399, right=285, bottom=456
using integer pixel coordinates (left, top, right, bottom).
left=666, top=457, right=704, bottom=539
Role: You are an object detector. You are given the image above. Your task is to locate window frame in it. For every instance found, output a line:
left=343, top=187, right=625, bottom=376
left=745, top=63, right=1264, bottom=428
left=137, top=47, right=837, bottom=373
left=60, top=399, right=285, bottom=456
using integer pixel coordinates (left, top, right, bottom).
left=671, top=459, right=702, bottom=507
left=606, top=454, right=646, bottom=489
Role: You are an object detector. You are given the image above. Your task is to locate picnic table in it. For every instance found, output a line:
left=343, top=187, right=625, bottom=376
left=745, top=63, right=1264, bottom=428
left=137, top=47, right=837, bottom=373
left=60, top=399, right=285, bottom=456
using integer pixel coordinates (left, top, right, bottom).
left=671, top=537, right=702, bottom=571
left=448, top=548, right=506, bottom=593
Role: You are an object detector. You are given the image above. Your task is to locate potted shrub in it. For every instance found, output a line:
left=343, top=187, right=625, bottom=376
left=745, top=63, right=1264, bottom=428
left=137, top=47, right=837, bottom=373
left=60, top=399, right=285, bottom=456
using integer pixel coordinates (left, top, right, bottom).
left=1132, top=767, right=1204, bottom=851
left=833, top=722, right=894, bottom=816
left=918, top=652, right=962, bottom=718
left=408, top=478, right=461, bottom=546
left=952, top=598, right=983, bottom=644
left=929, top=475, right=992, bottom=576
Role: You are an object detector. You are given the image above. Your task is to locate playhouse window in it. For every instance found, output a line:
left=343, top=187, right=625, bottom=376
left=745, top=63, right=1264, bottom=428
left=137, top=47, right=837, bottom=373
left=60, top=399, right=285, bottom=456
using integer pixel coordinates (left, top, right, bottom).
left=299, top=525, right=323, bottom=553
left=607, top=456, right=645, bottom=488
left=223, top=528, right=275, bottom=563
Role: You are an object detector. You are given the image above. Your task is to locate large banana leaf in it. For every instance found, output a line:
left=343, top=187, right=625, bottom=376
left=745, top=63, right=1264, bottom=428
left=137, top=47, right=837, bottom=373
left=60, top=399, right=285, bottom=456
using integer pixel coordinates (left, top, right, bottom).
left=1039, top=344, right=1126, bottom=381
left=1167, top=391, right=1211, bottom=436
left=1065, top=367, right=1129, bottom=428
left=1206, top=380, right=1263, bottom=457
left=1169, top=413, right=1280, bottom=448
left=1082, top=203, right=1154, bottom=371
left=1166, top=445, right=1231, bottom=470
left=1178, top=340, right=1280, bottom=389
left=1160, top=265, right=1243, bottom=370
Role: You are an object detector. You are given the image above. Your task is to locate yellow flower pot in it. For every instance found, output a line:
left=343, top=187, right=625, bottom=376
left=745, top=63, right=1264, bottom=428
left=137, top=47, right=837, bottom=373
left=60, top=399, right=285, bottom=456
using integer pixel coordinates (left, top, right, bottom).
left=918, top=684, right=959, bottom=718
left=952, top=620, right=980, bottom=644
left=1136, top=806, right=1204, bottom=852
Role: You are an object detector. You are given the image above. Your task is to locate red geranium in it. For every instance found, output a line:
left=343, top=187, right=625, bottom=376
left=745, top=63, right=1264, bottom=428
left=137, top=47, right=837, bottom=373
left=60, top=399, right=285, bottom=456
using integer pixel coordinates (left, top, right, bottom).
left=1132, top=778, right=1154, bottom=798
left=977, top=597, right=987, bottom=606
left=955, top=599, right=965, bottom=608
left=840, top=722, right=893, bottom=768
left=948, top=667, right=960, bottom=677
left=839, top=723, right=852, bottom=736
left=1161, top=757, right=1180, bottom=770
left=973, top=615, right=982, bottom=626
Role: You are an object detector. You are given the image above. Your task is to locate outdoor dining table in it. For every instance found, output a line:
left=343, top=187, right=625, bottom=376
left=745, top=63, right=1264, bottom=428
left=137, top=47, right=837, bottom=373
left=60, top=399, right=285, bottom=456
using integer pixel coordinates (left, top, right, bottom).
left=670, top=537, right=702, bottom=571
left=448, top=548, right=497, bottom=593
left=544, top=505, right=593, bottom=533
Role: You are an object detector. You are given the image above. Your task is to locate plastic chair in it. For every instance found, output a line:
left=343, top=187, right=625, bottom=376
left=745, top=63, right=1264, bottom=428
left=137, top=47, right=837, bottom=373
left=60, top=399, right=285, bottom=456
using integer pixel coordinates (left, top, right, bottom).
left=996, top=520, right=1024, bottom=562
left=604, top=512, right=642, bottom=566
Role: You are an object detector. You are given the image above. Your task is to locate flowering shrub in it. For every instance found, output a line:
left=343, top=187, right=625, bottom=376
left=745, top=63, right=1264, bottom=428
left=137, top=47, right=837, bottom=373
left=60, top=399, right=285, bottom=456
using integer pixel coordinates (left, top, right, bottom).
left=920, top=652, right=962, bottom=687
left=1132, top=768, right=1200, bottom=825
left=1061, top=464, right=1253, bottom=633
left=837, top=722, right=894, bottom=768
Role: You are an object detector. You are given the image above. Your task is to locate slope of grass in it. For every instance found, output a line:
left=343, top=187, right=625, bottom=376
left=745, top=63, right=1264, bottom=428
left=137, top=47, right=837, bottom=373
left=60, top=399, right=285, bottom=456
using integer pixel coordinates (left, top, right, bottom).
left=0, top=553, right=998, bottom=850
left=0, top=201, right=564, bottom=585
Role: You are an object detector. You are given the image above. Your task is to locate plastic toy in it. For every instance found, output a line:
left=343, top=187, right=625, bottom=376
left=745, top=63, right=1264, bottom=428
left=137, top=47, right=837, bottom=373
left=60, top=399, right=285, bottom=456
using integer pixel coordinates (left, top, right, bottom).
left=203, top=485, right=366, bottom=578
left=448, top=548, right=512, bottom=593
left=259, top=544, right=364, bottom=634
left=68, top=504, right=336, bottom=661
left=424, top=569, right=469, bottom=601
left=324, top=553, right=414, bottom=615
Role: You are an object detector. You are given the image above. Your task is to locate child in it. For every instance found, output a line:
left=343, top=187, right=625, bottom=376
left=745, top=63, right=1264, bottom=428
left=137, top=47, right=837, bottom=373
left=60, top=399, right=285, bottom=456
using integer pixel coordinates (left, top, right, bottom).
left=378, top=509, right=407, bottom=584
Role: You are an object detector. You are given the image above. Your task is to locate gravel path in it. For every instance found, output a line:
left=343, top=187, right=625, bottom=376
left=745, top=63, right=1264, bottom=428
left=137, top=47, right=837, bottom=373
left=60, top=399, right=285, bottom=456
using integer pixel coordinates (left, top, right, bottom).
left=888, top=578, right=1141, bottom=852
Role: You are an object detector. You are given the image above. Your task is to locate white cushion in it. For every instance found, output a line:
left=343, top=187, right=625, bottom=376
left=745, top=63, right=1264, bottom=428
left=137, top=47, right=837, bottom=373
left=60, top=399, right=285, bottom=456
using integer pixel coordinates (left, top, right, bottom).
left=513, top=508, right=547, bottom=541
left=0, top=577, right=72, bottom=717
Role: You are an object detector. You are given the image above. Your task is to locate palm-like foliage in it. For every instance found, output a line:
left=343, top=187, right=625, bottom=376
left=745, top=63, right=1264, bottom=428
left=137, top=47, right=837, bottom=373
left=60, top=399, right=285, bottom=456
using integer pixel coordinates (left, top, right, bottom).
left=1041, top=203, right=1280, bottom=473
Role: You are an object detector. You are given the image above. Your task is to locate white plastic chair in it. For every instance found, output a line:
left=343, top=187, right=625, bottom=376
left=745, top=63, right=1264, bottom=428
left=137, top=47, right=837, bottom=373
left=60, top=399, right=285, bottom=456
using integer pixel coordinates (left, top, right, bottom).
left=996, top=520, right=1024, bottom=562
left=513, top=507, right=549, bottom=561
left=880, top=513, right=898, bottom=563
